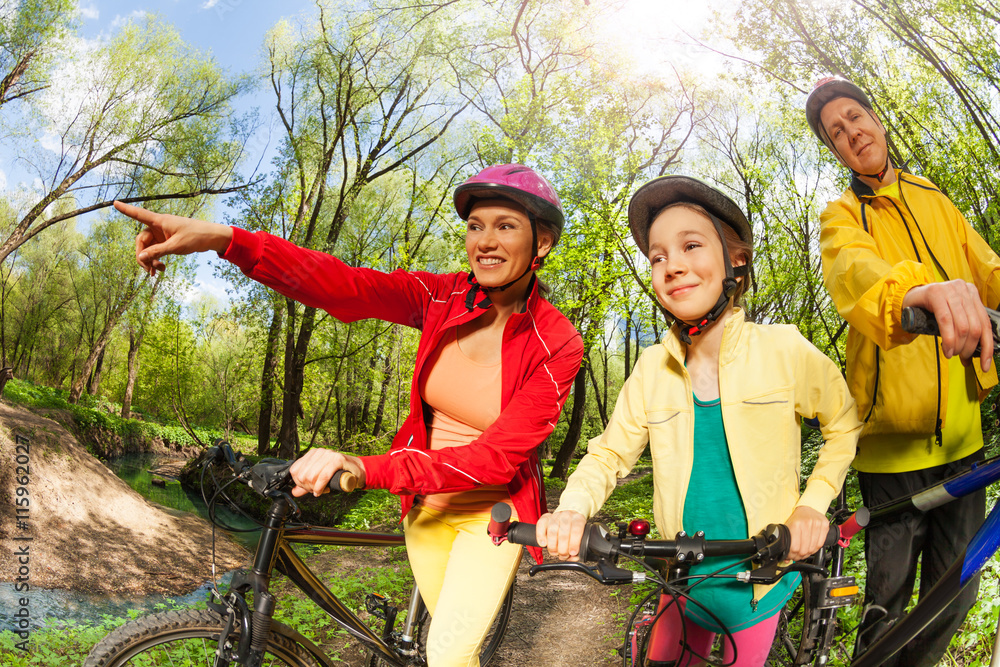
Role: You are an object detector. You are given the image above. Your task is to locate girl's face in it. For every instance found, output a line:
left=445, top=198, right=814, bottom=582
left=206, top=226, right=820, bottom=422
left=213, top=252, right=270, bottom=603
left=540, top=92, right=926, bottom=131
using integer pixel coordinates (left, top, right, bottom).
left=648, top=206, right=737, bottom=322
left=465, top=199, right=552, bottom=289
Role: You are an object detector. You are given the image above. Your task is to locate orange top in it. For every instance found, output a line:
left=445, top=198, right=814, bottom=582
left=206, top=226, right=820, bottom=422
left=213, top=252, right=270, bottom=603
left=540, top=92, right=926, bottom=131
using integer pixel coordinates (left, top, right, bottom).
left=417, top=328, right=511, bottom=513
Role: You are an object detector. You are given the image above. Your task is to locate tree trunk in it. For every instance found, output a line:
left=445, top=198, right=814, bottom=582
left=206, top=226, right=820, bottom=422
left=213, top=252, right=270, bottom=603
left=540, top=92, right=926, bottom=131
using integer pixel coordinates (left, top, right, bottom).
left=550, top=361, right=588, bottom=480
left=86, top=347, right=106, bottom=396
left=69, top=296, right=135, bottom=403
left=371, top=348, right=394, bottom=437
left=121, top=330, right=141, bottom=418
left=276, top=303, right=317, bottom=459
left=257, top=306, right=283, bottom=455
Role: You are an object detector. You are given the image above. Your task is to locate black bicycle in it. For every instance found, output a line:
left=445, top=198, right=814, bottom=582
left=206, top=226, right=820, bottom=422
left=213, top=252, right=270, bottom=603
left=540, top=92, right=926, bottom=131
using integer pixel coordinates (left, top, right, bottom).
left=83, top=442, right=512, bottom=666
left=488, top=502, right=867, bottom=666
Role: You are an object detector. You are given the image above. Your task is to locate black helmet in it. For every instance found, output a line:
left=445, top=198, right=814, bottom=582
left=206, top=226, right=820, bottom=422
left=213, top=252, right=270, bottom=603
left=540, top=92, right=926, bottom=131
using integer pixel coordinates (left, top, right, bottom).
left=627, top=175, right=752, bottom=343
left=805, top=76, right=874, bottom=144
left=628, top=175, right=752, bottom=256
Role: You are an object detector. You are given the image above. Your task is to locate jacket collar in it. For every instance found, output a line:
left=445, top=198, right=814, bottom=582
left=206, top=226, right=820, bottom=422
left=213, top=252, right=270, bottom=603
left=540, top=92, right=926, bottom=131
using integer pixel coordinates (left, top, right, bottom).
left=662, top=307, right=747, bottom=367
left=850, top=166, right=909, bottom=200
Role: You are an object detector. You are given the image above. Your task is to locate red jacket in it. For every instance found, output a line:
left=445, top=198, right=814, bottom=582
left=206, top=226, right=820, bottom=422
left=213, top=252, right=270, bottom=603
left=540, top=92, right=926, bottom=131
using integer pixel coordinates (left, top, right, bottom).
left=223, top=227, right=584, bottom=562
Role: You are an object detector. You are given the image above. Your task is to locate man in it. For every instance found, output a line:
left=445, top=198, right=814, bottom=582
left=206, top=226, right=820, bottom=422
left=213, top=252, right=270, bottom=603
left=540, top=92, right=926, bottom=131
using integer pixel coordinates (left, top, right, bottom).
left=806, top=75, right=1000, bottom=666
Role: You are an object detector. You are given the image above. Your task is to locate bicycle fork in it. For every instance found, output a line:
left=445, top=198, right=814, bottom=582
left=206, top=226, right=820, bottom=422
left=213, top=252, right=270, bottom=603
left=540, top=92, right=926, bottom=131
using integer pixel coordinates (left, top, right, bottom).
left=366, top=583, right=427, bottom=661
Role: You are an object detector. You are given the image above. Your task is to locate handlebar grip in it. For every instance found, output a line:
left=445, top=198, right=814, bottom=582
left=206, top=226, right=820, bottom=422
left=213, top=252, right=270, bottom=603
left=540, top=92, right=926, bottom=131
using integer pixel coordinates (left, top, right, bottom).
left=838, top=507, right=870, bottom=540
left=488, top=503, right=512, bottom=538
left=330, top=470, right=359, bottom=493
left=507, top=521, right=540, bottom=548
left=901, top=306, right=940, bottom=336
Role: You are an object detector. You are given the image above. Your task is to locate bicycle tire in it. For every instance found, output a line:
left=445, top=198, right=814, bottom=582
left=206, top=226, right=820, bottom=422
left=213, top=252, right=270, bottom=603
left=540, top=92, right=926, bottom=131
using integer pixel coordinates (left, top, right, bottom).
left=83, top=608, right=323, bottom=667
left=367, top=581, right=514, bottom=667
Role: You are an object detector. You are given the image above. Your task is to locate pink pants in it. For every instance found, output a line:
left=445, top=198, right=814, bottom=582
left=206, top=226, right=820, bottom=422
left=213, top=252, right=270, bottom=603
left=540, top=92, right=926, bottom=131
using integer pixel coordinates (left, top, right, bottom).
left=643, top=595, right=779, bottom=666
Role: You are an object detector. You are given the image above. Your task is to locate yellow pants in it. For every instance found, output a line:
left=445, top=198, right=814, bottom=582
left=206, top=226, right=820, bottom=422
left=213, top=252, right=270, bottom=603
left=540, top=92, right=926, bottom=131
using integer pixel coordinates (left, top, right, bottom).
left=403, top=504, right=522, bottom=667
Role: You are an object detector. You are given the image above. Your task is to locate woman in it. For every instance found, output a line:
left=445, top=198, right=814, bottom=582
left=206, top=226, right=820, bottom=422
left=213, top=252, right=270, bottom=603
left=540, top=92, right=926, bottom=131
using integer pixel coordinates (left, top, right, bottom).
left=117, top=164, right=584, bottom=667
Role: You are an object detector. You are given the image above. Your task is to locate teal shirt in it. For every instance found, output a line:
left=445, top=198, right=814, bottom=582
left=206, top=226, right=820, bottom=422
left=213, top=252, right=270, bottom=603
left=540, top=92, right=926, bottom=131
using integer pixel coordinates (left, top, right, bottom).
left=682, top=395, right=799, bottom=633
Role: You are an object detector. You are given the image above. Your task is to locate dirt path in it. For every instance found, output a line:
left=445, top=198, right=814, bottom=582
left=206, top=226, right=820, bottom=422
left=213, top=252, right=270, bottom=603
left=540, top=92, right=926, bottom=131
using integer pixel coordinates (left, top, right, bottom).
left=0, top=402, right=247, bottom=595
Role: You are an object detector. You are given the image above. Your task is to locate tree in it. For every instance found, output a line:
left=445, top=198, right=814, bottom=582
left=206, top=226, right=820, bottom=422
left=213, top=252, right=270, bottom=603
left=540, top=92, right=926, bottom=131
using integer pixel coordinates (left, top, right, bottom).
left=0, top=0, right=74, bottom=108
left=0, top=15, right=251, bottom=266
left=225, top=1, right=467, bottom=458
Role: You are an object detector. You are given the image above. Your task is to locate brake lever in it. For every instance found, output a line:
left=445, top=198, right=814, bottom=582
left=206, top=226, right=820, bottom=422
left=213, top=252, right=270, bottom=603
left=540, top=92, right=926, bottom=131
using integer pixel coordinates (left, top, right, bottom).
left=528, top=559, right=645, bottom=585
left=737, top=559, right=827, bottom=585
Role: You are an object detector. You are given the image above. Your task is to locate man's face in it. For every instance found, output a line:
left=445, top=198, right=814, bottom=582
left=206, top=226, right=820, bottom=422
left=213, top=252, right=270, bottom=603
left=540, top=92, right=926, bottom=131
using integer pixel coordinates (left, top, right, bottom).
left=819, top=96, right=889, bottom=175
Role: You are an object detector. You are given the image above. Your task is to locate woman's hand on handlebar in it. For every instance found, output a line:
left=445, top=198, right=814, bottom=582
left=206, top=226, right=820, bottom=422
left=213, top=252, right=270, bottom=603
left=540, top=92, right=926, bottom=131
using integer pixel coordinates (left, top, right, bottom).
left=902, top=281, right=993, bottom=371
left=535, top=510, right=587, bottom=561
left=114, top=201, right=234, bottom=276
left=289, top=449, right=367, bottom=497
left=785, top=505, right=830, bottom=561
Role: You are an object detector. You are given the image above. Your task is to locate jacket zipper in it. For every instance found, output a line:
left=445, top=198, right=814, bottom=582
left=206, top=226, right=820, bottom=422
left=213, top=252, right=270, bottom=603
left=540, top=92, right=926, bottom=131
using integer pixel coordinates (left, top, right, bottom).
left=863, top=347, right=880, bottom=424
left=869, top=189, right=946, bottom=443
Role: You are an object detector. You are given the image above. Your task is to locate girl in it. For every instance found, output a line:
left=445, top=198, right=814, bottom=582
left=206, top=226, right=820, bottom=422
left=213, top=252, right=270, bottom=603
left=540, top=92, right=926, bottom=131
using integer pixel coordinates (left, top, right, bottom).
left=116, top=164, right=584, bottom=667
left=536, top=175, right=859, bottom=666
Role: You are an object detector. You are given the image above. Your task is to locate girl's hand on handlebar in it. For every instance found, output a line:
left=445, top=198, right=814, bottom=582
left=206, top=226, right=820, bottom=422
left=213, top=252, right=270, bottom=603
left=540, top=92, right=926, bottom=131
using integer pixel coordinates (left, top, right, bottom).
left=536, top=510, right=587, bottom=561
left=114, top=201, right=233, bottom=276
left=785, top=505, right=830, bottom=560
left=902, top=281, right=993, bottom=372
left=289, top=448, right=367, bottom=497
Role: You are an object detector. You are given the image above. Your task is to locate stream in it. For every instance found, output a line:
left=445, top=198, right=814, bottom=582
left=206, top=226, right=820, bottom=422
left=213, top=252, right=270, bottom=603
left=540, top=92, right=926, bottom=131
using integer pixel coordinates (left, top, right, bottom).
left=0, top=453, right=258, bottom=633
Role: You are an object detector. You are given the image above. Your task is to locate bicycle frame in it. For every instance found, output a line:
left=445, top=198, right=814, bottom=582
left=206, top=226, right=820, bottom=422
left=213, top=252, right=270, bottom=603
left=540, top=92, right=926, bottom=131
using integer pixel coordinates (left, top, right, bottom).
left=781, top=454, right=1000, bottom=667
left=852, top=490, right=1000, bottom=667
left=229, top=495, right=413, bottom=666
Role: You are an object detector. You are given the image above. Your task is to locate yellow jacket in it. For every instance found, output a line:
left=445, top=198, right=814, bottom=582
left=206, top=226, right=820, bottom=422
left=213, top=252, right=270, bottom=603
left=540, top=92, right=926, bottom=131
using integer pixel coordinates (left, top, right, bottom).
left=820, top=171, right=1000, bottom=446
left=556, top=309, right=860, bottom=601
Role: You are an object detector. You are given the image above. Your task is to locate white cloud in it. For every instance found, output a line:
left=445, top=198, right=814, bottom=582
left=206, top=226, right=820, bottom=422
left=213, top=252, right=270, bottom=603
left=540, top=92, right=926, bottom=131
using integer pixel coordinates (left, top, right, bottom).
left=78, top=2, right=99, bottom=20
left=201, top=0, right=223, bottom=8
left=110, top=10, right=149, bottom=30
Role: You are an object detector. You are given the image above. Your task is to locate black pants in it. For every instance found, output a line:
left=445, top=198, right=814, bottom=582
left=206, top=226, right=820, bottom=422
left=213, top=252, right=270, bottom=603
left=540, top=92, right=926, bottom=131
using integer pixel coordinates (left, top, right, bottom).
left=856, top=450, right=985, bottom=667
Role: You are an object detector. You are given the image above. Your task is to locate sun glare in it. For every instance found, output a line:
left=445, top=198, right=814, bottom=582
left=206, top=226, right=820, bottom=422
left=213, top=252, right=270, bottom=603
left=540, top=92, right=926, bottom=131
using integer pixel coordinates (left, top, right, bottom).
left=597, top=0, right=729, bottom=77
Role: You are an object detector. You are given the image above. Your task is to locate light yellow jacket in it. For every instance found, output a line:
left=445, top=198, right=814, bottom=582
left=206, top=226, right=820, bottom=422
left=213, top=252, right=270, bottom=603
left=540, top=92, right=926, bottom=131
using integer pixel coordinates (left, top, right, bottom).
left=820, top=170, right=1000, bottom=448
left=556, top=309, right=860, bottom=601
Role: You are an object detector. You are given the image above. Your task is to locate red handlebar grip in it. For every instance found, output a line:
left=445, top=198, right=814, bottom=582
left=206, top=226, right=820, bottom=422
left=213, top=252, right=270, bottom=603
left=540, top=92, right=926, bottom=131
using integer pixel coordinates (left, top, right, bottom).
left=488, top=502, right=512, bottom=539
left=838, top=507, right=870, bottom=540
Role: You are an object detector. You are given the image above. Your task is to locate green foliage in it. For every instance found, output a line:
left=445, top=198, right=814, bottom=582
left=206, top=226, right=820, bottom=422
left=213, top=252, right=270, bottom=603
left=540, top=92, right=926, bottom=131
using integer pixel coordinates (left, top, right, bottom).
left=2, top=377, right=223, bottom=455
left=336, top=489, right=402, bottom=531
left=0, top=617, right=127, bottom=666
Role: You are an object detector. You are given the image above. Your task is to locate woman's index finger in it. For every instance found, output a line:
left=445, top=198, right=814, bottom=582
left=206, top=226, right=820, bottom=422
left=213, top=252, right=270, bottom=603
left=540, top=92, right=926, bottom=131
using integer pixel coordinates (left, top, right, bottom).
left=113, top=200, right=159, bottom=227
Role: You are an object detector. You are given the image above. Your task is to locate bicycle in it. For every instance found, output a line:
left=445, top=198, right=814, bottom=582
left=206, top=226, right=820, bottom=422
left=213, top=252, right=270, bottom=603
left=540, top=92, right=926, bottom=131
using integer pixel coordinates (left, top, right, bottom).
left=84, top=442, right=513, bottom=667
left=724, top=303, right=1000, bottom=666
left=487, top=502, right=868, bottom=667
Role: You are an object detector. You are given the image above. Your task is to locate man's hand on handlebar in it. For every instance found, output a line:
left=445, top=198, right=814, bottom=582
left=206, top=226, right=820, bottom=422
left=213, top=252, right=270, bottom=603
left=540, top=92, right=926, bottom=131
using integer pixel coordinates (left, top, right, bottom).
left=535, top=510, right=588, bottom=562
left=902, top=281, right=993, bottom=372
left=784, top=505, right=830, bottom=561
left=289, top=449, right=366, bottom=497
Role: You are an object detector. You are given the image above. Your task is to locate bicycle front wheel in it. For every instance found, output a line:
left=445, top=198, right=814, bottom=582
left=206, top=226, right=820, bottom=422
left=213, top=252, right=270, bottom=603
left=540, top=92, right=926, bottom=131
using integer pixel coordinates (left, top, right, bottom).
left=84, top=608, right=322, bottom=667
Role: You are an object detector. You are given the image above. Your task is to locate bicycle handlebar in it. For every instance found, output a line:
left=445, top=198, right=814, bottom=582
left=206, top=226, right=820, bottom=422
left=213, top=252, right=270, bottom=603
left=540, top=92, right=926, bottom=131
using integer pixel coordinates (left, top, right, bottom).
left=205, top=440, right=358, bottom=495
left=490, top=503, right=869, bottom=565
left=901, top=305, right=1000, bottom=353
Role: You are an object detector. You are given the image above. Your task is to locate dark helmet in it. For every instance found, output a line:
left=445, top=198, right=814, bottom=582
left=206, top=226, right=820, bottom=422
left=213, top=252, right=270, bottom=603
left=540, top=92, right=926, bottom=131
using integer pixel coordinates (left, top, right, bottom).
left=453, top=164, right=564, bottom=235
left=627, top=175, right=752, bottom=257
left=805, top=76, right=874, bottom=145
left=627, top=175, right=753, bottom=343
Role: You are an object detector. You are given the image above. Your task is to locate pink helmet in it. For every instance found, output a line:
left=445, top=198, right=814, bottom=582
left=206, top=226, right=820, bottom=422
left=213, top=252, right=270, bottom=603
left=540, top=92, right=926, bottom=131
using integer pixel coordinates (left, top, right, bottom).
left=453, top=164, right=564, bottom=233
